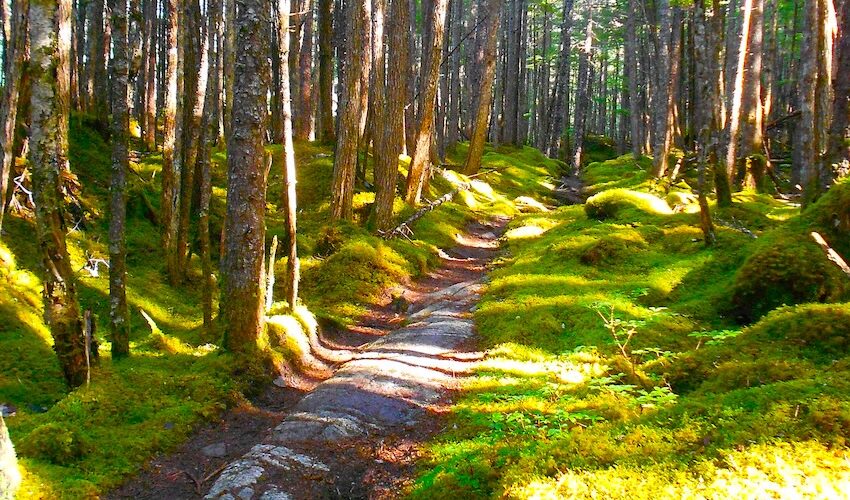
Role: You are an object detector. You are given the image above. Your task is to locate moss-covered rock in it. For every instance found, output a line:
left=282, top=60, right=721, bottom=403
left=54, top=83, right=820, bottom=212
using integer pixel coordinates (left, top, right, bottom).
left=584, top=189, right=672, bottom=221
left=579, top=231, right=648, bottom=266
left=19, top=423, right=90, bottom=465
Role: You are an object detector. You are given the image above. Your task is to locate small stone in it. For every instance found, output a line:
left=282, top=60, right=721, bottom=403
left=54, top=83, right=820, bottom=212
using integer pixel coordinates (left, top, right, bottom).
left=163, top=422, right=174, bottom=430
left=272, top=376, right=288, bottom=388
left=237, top=487, right=254, bottom=500
left=0, top=405, right=16, bottom=418
left=202, top=443, right=228, bottom=458
left=259, top=488, right=292, bottom=500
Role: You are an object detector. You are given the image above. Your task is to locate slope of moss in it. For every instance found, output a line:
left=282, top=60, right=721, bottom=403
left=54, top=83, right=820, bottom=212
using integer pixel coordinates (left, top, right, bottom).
left=413, top=154, right=850, bottom=498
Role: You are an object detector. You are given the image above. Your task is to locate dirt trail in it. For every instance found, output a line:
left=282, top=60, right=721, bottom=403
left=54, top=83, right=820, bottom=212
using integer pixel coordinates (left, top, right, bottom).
left=110, top=217, right=507, bottom=500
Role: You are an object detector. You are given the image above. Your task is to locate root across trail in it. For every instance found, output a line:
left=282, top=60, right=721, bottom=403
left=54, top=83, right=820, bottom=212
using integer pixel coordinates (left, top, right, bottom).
left=109, top=217, right=507, bottom=500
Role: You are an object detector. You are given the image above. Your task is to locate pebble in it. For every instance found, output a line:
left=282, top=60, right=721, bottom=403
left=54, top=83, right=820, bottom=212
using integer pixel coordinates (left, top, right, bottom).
left=0, top=404, right=16, bottom=418
left=202, top=442, right=228, bottom=458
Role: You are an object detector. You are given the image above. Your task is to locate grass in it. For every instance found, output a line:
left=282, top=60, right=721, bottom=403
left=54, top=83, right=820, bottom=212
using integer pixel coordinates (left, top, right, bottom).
left=411, top=154, right=850, bottom=498
left=0, top=117, right=560, bottom=498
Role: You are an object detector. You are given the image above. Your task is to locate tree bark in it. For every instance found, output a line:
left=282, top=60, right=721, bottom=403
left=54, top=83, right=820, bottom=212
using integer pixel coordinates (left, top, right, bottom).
left=826, top=0, right=849, bottom=180
left=570, top=10, right=593, bottom=172
left=89, top=0, right=108, bottom=128
left=141, top=0, right=157, bottom=150
left=317, top=0, right=334, bottom=141
left=29, top=0, right=87, bottom=387
left=278, top=0, right=300, bottom=307
left=296, top=1, right=314, bottom=141
left=0, top=0, right=27, bottom=235
left=651, top=0, right=672, bottom=177
left=329, top=0, right=365, bottom=220
left=198, top=0, right=221, bottom=337
left=545, top=0, right=573, bottom=158
left=160, top=0, right=180, bottom=284
left=107, top=0, right=130, bottom=358
left=405, top=0, right=448, bottom=205
left=464, top=0, right=502, bottom=174
left=220, top=0, right=269, bottom=353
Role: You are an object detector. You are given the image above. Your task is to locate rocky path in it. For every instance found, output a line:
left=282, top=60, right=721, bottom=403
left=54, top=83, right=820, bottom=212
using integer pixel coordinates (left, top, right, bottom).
left=111, top=218, right=506, bottom=500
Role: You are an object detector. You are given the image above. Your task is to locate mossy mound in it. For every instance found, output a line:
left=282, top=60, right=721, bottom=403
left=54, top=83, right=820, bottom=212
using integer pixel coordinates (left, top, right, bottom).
left=584, top=189, right=672, bottom=221
left=579, top=231, right=648, bottom=266
left=727, top=180, right=850, bottom=323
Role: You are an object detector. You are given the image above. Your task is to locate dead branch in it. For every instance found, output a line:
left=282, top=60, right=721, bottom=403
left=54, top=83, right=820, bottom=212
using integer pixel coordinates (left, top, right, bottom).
left=811, top=232, right=850, bottom=277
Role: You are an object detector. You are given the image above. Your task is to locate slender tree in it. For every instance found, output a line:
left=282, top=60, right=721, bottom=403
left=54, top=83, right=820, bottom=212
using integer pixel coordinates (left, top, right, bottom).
left=29, top=0, right=88, bottom=387
left=278, top=0, right=300, bottom=307
left=465, top=0, right=503, bottom=174
left=107, top=0, right=130, bottom=358
left=161, top=0, right=180, bottom=284
left=220, top=0, right=269, bottom=352
left=405, top=0, right=448, bottom=205
left=0, top=0, right=27, bottom=235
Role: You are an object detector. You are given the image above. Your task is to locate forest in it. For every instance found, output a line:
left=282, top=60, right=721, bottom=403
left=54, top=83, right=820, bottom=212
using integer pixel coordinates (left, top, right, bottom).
left=0, top=0, right=848, bottom=497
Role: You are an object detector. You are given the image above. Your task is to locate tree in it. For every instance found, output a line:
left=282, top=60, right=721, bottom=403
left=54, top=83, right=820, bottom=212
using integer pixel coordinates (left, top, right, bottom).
left=278, top=0, right=301, bottom=307
left=88, top=0, right=108, bottom=129
left=405, top=0, right=448, bottom=205
left=826, top=0, right=849, bottom=180
left=108, top=0, right=130, bottom=358
left=0, top=0, right=27, bottom=235
left=329, top=0, right=364, bottom=220
left=29, top=0, right=88, bottom=387
left=464, top=0, right=503, bottom=175
left=317, top=0, right=334, bottom=141
left=220, top=0, right=269, bottom=352
left=161, top=0, right=180, bottom=284
left=570, top=6, right=594, bottom=172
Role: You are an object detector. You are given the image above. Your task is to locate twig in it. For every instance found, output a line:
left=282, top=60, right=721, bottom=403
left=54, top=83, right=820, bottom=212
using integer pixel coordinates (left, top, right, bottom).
left=811, top=232, right=850, bottom=277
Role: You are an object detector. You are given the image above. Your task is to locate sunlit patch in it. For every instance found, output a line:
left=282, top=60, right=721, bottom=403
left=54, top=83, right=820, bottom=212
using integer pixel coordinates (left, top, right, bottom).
left=469, top=180, right=495, bottom=200
left=505, top=224, right=548, bottom=240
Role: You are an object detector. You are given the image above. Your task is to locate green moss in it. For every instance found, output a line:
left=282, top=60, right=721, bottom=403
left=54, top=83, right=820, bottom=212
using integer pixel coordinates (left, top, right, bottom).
left=585, top=189, right=673, bottom=220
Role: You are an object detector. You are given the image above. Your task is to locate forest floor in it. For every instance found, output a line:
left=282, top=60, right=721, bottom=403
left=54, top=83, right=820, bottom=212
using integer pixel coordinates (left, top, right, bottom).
left=109, top=217, right=509, bottom=499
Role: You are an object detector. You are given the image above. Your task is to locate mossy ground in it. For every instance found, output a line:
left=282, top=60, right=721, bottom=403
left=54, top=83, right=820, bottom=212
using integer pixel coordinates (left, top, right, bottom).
left=0, top=117, right=559, bottom=497
left=412, top=155, right=850, bottom=498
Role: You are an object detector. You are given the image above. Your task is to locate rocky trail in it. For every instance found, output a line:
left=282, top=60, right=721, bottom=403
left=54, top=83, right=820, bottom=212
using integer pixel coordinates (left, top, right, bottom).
left=110, top=217, right=508, bottom=500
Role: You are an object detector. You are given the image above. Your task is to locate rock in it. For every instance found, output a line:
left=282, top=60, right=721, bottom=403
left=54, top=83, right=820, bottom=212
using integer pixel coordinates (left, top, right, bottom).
left=237, top=487, right=254, bottom=500
left=202, top=442, right=228, bottom=458
left=0, top=405, right=15, bottom=418
left=259, top=488, right=292, bottom=500
left=0, top=415, right=21, bottom=500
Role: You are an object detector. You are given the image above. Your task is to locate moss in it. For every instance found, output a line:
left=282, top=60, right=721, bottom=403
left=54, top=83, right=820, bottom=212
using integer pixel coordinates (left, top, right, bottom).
left=585, top=189, right=673, bottom=221
left=18, top=423, right=90, bottom=466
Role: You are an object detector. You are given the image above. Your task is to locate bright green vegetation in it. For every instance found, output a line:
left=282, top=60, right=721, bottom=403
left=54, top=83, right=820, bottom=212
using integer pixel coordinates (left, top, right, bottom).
left=0, top=118, right=561, bottom=498
left=412, top=154, right=850, bottom=498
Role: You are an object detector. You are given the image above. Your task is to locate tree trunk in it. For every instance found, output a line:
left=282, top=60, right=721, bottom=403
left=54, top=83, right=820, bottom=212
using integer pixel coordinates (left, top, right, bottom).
left=723, top=0, right=754, bottom=188
left=651, top=0, right=672, bottom=177
left=545, top=0, right=573, bottom=158
left=740, top=0, right=765, bottom=191
left=160, top=0, right=180, bottom=285
left=198, top=0, right=221, bottom=337
left=405, top=0, right=448, bottom=205
left=29, top=0, right=88, bottom=388
left=464, top=0, right=502, bottom=174
left=296, top=1, right=314, bottom=141
left=89, top=0, right=108, bottom=128
left=278, top=0, right=300, bottom=307
left=176, top=0, right=209, bottom=276
left=329, top=0, right=365, bottom=220
left=220, top=0, right=269, bottom=353
left=571, top=10, right=593, bottom=172
left=445, top=0, right=463, bottom=151
left=317, top=0, right=334, bottom=141
left=107, top=0, right=130, bottom=358
left=0, top=0, right=27, bottom=235
left=826, top=0, right=849, bottom=180
left=141, top=0, right=157, bottom=150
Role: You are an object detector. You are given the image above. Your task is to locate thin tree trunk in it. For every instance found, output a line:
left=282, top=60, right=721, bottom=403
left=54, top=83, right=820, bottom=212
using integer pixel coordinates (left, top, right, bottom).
left=330, top=0, right=365, bottom=219
left=89, top=0, right=108, bottom=128
left=107, top=0, right=130, bottom=358
left=296, top=1, right=314, bottom=141
left=405, top=0, right=448, bottom=205
left=546, top=0, right=573, bottom=158
left=317, top=0, right=334, bottom=141
left=29, top=0, right=87, bottom=387
left=141, top=0, right=157, bottom=150
left=198, top=0, right=221, bottom=336
left=445, top=0, right=463, bottom=151
left=826, top=0, right=849, bottom=180
left=0, top=0, right=27, bottom=235
left=221, top=0, right=269, bottom=353
left=571, top=9, right=593, bottom=172
left=278, top=0, right=300, bottom=307
left=723, top=0, right=754, bottom=187
left=176, top=0, right=209, bottom=276
left=161, top=0, right=180, bottom=285
left=651, top=0, right=672, bottom=177
left=464, top=0, right=502, bottom=174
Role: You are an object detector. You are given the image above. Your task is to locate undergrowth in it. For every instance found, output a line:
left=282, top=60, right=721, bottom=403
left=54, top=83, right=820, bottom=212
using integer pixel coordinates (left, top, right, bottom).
left=412, top=154, right=850, bottom=498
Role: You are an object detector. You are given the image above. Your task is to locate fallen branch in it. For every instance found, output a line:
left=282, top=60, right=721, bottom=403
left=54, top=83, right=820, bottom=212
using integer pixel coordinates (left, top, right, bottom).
left=811, top=232, right=850, bottom=277
left=714, top=217, right=758, bottom=239
left=766, top=110, right=801, bottom=130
